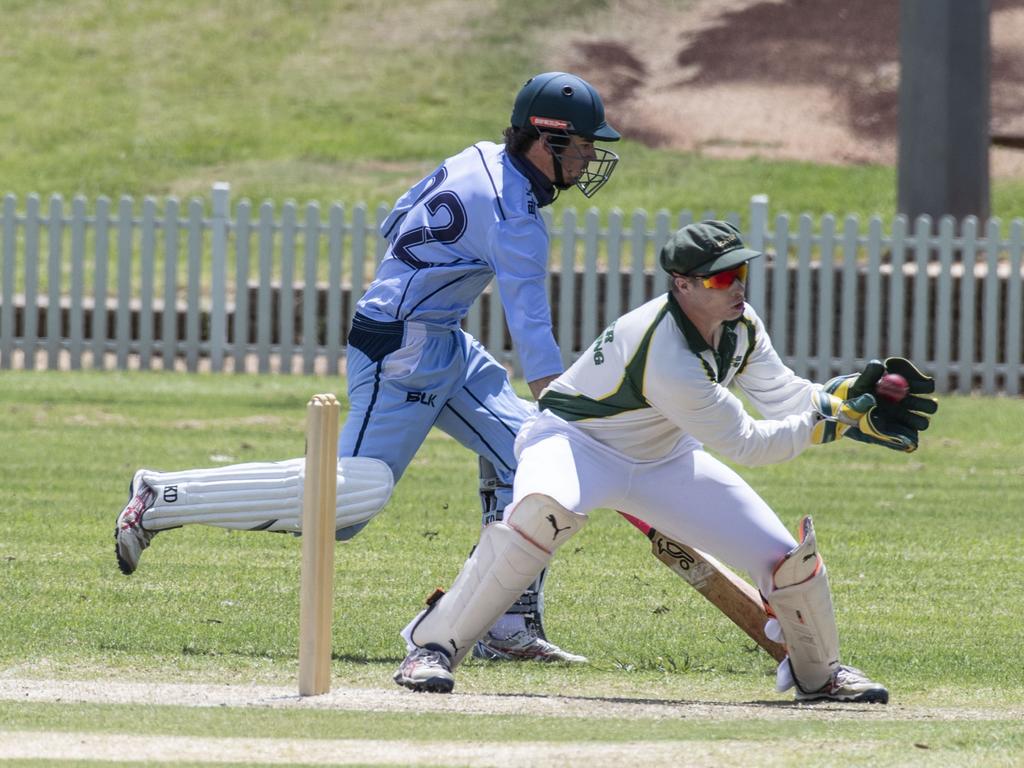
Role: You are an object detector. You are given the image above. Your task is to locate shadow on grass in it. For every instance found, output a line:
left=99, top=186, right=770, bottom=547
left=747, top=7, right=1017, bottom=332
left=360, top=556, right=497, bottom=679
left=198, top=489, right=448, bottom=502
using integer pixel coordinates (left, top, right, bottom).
left=331, top=653, right=405, bottom=664
left=481, top=690, right=800, bottom=709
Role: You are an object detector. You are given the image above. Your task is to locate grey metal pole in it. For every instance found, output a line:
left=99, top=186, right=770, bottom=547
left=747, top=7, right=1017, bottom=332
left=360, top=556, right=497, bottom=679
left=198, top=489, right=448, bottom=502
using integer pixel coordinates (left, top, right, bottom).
left=897, top=0, right=990, bottom=221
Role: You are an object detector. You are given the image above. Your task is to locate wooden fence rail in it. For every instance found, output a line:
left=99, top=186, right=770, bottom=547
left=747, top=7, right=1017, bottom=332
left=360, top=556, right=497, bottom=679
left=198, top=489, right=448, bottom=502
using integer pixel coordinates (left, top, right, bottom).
left=1, top=185, right=1022, bottom=394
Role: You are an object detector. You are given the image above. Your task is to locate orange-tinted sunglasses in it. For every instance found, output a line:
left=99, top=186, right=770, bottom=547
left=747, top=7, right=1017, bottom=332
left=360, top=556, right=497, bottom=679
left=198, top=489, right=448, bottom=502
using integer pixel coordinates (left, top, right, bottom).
left=699, top=263, right=748, bottom=289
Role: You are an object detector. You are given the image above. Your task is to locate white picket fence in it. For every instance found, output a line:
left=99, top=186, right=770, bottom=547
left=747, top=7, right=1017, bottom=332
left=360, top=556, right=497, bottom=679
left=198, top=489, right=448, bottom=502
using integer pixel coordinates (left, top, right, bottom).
left=1, top=184, right=1022, bottom=394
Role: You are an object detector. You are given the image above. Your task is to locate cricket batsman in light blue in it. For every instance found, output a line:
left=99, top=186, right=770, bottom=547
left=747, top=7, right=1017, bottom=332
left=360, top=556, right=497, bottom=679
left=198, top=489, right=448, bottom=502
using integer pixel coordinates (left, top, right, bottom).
left=114, top=72, right=621, bottom=663
left=339, top=72, right=620, bottom=662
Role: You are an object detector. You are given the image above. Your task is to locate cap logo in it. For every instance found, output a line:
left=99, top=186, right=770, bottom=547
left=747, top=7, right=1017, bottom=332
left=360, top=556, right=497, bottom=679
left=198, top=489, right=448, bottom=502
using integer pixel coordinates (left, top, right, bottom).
left=531, top=116, right=572, bottom=130
left=712, top=233, right=739, bottom=252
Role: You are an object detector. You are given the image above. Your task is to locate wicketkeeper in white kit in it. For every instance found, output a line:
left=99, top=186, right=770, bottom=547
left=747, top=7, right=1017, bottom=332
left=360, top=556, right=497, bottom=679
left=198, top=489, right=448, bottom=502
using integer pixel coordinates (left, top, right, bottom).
left=394, top=219, right=938, bottom=702
left=114, top=73, right=621, bottom=663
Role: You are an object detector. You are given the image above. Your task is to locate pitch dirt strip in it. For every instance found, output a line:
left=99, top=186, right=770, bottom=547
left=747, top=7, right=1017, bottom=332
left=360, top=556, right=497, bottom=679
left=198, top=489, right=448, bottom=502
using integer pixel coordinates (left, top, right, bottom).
left=0, top=678, right=1018, bottom=722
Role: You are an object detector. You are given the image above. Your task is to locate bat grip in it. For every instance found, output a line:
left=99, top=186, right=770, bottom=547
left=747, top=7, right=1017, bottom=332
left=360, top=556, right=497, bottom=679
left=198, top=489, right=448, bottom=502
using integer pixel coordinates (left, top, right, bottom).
left=618, top=510, right=654, bottom=538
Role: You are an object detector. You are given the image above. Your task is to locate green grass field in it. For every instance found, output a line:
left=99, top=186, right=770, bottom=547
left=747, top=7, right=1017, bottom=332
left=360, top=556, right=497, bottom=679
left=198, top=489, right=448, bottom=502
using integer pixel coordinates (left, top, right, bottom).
left=3, top=1, right=1024, bottom=765
left=3, top=0, right=1024, bottom=222
left=2, top=370, right=1023, bottom=766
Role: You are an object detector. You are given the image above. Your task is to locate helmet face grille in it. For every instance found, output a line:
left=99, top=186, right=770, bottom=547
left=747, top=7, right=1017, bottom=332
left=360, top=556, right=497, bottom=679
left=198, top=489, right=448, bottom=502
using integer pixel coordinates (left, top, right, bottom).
left=575, top=147, right=619, bottom=198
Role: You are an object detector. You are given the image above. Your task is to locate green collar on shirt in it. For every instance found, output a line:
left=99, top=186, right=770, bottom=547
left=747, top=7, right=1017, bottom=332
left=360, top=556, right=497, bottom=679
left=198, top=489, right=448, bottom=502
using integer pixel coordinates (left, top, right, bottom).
left=666, top=294, right=741, bottom=383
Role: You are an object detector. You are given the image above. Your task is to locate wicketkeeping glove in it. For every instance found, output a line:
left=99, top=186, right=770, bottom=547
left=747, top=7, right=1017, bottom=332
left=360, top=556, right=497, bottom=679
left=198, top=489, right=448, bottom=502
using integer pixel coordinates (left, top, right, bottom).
left=810, top=390, right=877, bottom=445
left=822, top=360, right=886, bottom=400
left=822, top=357, right=939, bottom=452
left=880, top=356, right=939, bottom=420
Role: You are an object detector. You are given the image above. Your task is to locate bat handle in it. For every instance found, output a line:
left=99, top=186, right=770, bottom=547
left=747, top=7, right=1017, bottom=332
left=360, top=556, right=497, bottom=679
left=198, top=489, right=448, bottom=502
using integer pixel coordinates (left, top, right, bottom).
left=618, top=510, right=654, bottom=538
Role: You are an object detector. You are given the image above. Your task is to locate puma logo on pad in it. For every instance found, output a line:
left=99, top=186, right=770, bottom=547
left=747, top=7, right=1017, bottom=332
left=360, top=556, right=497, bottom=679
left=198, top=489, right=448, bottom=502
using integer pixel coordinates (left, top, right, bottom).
left=547, top=514, right=571, bottom=540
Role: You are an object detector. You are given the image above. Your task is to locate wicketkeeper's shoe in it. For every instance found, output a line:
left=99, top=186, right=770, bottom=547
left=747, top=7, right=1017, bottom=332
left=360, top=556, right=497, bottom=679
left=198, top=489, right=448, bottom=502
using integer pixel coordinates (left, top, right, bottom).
left=795, top=665, right=889, bottom=704
left=114, top=471, right=158, bottom=576
left=472, top=629, right=588, bottom=664
left=393, top=644, right=454, bottom=693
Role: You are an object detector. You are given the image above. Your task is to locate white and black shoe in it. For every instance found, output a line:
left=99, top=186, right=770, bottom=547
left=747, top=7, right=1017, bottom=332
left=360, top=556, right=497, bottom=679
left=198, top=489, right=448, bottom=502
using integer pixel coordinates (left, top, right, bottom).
left=795, top=665, right=889, bottom=704
left=394, top=644, right=454, bottom=693
left=114, top=471, right=157, bottom=575
left=472, top=629, right=587, bottom=664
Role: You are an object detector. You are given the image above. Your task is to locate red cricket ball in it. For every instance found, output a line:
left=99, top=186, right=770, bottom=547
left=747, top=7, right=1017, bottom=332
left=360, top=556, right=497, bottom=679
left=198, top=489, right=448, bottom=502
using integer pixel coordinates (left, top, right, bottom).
left=876, top=373, right=910, bottom=403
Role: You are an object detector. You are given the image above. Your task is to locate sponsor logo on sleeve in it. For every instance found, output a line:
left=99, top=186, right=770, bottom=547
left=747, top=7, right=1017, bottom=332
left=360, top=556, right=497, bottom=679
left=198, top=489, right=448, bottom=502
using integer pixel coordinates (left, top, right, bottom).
left=591, top=323, right=616, bottom=365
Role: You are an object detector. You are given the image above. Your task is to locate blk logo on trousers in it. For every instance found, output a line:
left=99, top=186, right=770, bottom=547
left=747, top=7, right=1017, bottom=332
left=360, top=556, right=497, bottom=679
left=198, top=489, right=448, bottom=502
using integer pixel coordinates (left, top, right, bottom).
left=406, top=392, right=437, bottom=407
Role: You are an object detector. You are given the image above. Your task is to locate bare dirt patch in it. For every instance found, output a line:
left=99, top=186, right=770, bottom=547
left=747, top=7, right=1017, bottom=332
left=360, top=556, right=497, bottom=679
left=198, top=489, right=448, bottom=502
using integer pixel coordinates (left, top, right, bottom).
left=3, top=678, right=1018, bottom=765
left=554, top=0, right=1024, bottom=176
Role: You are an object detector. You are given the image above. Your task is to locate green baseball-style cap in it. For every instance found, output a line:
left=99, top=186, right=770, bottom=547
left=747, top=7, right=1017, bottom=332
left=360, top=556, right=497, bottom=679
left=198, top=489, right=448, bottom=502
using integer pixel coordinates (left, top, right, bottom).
left=659, top=220, right=762, bottom=276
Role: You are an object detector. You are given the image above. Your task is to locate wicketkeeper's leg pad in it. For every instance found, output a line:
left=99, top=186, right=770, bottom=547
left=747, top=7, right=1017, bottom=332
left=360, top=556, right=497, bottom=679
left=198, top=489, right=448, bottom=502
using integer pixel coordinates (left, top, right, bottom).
left=136, top=456, right=393, bottom=534
left=402, top=493, right=586, bottom=667
left=479, top=456, right=549, bottom=636
left=765, top=515, right=840, bottom=693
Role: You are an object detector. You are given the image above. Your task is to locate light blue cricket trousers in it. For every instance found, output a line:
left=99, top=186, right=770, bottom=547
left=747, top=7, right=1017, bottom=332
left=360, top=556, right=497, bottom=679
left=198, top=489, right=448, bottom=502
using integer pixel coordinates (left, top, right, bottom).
left=337, top=312, right=531, bottom=536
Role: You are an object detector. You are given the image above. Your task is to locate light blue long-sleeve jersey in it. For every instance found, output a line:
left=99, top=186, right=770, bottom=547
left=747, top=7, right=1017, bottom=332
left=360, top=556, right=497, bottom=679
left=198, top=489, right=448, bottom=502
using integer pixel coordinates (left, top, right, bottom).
left=356, top=141, right=563, bottom=382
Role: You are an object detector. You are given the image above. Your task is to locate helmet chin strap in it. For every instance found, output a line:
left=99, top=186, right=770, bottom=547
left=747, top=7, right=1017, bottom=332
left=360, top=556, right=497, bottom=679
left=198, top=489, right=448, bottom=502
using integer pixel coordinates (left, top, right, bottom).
left=551, top=155, right=573, bottom=191
left=542, top=133, right=575, bottom=194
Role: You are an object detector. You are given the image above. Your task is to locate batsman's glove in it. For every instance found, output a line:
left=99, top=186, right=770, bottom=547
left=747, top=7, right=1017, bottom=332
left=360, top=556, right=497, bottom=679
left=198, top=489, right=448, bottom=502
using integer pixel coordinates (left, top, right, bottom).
left=821, top=357, right=939, bottom=453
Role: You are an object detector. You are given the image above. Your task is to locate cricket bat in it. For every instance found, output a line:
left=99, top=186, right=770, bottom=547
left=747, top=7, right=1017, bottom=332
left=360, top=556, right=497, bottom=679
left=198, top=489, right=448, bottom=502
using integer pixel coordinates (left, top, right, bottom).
left=620, top=512, right=787, bottom=662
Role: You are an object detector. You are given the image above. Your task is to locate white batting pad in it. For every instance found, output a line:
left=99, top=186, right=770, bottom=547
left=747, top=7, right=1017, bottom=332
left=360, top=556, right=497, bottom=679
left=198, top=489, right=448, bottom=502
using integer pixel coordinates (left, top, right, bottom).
left=765, top=515, right=840, bottom=693
left=137, top=456, right=393, bottom=533
left=402, top=494, right=586, bottom=667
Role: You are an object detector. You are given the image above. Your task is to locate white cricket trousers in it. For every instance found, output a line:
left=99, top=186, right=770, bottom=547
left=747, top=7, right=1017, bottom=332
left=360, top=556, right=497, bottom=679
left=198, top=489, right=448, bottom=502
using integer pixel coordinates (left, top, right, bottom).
left=512, top=411, right=799, bottom=595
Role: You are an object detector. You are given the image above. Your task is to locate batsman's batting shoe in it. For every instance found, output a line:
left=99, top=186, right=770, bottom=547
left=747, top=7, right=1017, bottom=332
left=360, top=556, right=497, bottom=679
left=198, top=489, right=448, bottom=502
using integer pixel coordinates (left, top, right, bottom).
left=795, top=665, right=889, bottom=704
left=393, top=644, right=454, bottom=693
left=472, top=629, right=588, bottom=664
left=114, top=471, right=158, bottom=576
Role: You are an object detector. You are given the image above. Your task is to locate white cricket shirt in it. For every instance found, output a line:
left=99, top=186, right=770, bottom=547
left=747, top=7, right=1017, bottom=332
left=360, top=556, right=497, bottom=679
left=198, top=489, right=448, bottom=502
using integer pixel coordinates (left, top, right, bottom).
left=538, top=294, right=820, bottom=465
